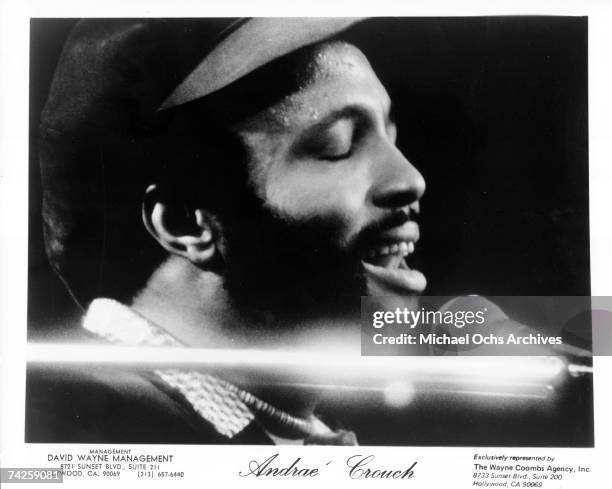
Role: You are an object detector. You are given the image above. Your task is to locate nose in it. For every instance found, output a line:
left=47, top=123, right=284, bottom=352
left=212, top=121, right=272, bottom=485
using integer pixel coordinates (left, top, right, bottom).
left=369, top=144, right=426, bottom=210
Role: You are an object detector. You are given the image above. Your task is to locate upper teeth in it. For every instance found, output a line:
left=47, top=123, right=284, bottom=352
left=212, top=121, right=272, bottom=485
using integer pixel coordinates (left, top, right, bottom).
left=368, top=241, right=415, bottom=258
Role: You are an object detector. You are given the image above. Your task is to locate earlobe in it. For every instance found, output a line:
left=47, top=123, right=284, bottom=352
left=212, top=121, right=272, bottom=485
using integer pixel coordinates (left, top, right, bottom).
left=142, top=185, right=217, bottom=267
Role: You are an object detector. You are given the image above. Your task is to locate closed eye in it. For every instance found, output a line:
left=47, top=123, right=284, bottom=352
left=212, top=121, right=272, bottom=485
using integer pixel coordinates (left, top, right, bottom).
left=293, top=117, right=356, bottom=162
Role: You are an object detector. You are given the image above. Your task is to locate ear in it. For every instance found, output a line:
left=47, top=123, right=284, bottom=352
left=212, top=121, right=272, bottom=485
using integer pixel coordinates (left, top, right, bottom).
left=142, top=185, right=218, bottom=267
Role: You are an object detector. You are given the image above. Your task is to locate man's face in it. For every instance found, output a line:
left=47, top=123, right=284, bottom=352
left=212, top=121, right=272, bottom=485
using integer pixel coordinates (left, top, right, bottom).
left=220, top=42, right=426, bottom=314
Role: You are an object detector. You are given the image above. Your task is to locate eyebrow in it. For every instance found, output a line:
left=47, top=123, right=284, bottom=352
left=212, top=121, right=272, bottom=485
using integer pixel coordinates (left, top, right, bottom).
left=308, top=106, right=364, bottom=133
left=302, top=102, right=396, bottom=136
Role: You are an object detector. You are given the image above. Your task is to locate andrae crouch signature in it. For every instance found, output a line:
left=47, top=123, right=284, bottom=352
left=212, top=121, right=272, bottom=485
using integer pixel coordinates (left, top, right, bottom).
left=347, top=455, right=417, bottom=480
left=239, top=453, right=417, bottom=480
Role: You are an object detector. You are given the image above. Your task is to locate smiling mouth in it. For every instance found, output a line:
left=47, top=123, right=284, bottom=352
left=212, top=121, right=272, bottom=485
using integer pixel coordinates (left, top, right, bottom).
left=360, top=237, right=426, bottom=293
left=362, top=240, right=415, bottom=269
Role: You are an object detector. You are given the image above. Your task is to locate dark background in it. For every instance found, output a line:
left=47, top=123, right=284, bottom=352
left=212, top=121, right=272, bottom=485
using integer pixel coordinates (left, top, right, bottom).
left=27, top=18, right=592, bottom=446
left=359, top=17, right=590, bottom=298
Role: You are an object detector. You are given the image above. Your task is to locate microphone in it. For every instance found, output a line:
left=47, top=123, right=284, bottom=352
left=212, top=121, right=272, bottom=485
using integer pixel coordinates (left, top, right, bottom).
left=436, top=295, right=592, bottom=359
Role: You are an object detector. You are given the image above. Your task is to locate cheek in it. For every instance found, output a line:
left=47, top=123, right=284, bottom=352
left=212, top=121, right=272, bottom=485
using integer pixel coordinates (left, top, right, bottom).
left=264, top=163, right=371, bottom=237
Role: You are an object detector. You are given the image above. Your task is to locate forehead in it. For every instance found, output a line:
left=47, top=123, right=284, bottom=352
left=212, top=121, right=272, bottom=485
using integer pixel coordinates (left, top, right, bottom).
left=236, top=41, right=391, bottom=133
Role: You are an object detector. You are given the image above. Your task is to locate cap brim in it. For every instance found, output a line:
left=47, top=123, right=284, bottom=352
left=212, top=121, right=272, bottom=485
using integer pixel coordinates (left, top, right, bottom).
left=159, top=17, right=363, bottom=110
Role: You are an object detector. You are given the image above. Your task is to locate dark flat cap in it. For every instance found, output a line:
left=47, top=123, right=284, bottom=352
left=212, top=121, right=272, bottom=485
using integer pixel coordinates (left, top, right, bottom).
left=40, top=18, right=362, bottom=307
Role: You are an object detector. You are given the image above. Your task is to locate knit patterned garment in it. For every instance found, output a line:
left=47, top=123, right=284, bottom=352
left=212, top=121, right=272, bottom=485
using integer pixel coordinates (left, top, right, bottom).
left=82, top=298, right=356, bottom=444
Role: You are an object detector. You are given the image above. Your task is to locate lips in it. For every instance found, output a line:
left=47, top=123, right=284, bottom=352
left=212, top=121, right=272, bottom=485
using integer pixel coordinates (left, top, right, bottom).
left=360, top=221, right=426, bottom=294
left=364, top=240, right=415, bottom=268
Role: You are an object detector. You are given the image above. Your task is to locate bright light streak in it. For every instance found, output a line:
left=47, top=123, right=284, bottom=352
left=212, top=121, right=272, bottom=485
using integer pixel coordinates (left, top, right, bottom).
left=383, top=380, right=416, bottom=408
left=568, top=364, right=594, bottom=377
left=27, top=343, right=568, bottom=399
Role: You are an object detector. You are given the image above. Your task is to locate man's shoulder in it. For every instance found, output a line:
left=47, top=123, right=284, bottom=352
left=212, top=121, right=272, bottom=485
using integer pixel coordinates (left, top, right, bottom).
left=25, top=364, right=232, bottom=444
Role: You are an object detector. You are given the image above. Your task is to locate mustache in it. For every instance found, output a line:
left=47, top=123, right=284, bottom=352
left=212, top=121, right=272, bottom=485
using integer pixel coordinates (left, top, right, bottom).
left=351, top=209, right=419, bottom=253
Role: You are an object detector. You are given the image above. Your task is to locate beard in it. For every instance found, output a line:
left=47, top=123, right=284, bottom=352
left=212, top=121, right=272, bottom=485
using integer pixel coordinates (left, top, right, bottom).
left=219, top=201, right=366, bottom=320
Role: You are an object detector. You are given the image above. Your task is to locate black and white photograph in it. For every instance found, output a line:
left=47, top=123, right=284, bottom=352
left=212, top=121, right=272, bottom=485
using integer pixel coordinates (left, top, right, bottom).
left=22, top=16, right=595, bottom=449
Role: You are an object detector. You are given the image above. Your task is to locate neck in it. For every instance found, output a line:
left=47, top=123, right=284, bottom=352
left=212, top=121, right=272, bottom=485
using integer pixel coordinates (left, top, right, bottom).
left=131, top=256, right=361, bottom=349
left=129, top=256, right=360, bottom=418
left=131, top=256, right=261, bottom=348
